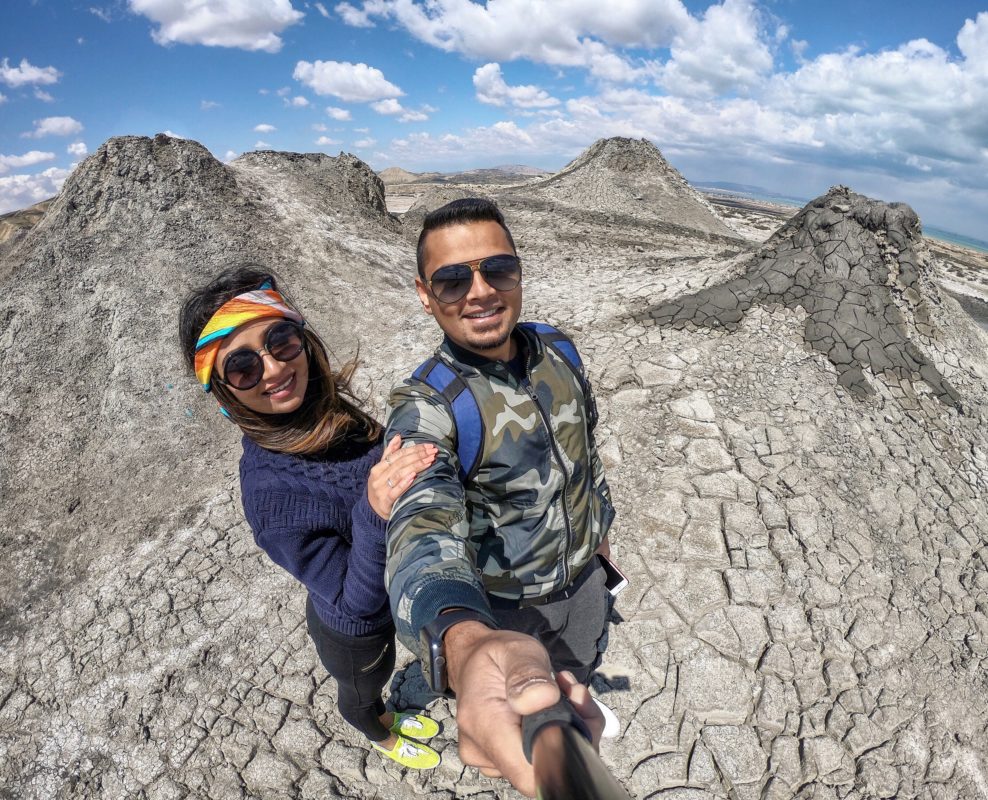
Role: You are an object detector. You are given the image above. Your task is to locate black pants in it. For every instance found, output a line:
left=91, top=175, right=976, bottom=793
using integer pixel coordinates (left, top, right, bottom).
left=306, top=597, right=395, bottom=742
left=490, top=556, right=610, bottom=685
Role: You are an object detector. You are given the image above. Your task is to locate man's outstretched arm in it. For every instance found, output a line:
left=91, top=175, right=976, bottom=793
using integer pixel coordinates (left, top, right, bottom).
left=384, top=381, right=495, bottom=654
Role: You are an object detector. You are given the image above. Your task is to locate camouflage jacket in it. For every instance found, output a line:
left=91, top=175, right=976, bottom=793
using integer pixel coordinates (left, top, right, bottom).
left=384, top=324, right=615, bottom=655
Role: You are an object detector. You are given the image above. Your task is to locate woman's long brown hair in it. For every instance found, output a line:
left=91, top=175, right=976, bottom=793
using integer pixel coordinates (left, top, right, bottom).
left=179, top=266, right=381, bottom=455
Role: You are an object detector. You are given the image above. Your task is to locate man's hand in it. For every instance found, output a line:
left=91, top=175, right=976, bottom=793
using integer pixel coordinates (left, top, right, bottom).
left=444, top=622, right=604, bottom=797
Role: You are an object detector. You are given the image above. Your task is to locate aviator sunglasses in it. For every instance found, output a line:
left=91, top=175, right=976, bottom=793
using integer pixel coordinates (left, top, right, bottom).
left=214, top=320, right=307, bottom=391
left=426, top=254, right=522, bottom=304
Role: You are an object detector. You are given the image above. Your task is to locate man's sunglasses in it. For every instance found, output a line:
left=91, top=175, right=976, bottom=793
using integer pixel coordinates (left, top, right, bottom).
left=215, top=320, right=306, bottom=391
left=426, top=254, right=522, bottom=304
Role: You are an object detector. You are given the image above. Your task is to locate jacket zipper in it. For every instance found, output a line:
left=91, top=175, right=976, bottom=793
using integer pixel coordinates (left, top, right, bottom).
left=521, top=344, right=574, bottom=587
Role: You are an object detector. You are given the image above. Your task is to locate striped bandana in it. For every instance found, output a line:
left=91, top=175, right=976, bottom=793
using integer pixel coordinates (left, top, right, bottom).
left=194, top=283, right=303, bottom=392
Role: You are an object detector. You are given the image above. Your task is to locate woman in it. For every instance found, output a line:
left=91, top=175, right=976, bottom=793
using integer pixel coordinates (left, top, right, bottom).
left=179, top=265, right=441, bottom=770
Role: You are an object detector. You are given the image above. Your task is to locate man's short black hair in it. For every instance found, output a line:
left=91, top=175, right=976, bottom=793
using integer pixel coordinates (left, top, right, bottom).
left=416, top=197, right=516, bottom=279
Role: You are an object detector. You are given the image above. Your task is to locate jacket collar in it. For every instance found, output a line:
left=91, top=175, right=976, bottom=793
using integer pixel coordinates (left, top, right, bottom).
left=438, top=324, right=544, bottom=372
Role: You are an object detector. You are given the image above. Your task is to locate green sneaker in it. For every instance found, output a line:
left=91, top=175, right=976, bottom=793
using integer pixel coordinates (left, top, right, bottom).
left=389, top=711, right=440, bottom=740
left=372, top=735, right=440, bottom=770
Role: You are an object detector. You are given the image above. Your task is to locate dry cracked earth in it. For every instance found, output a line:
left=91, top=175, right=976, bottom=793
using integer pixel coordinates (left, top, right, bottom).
left=1, top=135, right=987, bottom=800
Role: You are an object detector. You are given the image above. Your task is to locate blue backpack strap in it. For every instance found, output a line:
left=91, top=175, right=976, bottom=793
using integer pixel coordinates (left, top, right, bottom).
left=519, top=322, right=583, bottom=371
left=519, top=322, right=597, bottom=430
left=411, top=356, right=485, bottom=482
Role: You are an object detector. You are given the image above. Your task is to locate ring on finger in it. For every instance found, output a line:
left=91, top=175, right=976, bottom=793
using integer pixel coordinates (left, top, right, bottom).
left=386, top=477, right=395, bottom=488
left=385, top=455, right=392, bottom=465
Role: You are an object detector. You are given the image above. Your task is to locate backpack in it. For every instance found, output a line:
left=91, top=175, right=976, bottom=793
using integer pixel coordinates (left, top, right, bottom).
left=410, top=322, right=597, bottom=482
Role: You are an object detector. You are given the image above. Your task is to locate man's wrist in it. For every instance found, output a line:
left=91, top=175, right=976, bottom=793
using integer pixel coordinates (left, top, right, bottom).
left=420, top=608, right=496, bottom=695
left=444, top=620, right=498, bottom=693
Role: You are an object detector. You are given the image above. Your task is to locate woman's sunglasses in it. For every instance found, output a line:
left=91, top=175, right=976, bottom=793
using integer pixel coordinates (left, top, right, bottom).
left=426, top=254, right=522, bottom=304
left=215, top=320, right=306, bottom=391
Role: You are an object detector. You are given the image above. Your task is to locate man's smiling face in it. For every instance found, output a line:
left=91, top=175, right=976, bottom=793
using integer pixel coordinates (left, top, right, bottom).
left=415, top=219, right=522, bottom=361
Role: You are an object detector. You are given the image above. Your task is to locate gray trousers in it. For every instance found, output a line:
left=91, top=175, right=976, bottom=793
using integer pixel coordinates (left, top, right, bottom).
left=490, top=556, right=610, bottom=685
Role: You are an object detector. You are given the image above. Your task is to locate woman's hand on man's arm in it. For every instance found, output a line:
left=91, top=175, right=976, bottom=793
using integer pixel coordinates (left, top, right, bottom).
left=367, top=433, right=437, bottom=519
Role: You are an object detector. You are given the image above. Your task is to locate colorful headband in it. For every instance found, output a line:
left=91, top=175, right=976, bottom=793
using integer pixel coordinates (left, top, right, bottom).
left=194, top=283, right=303, bottom=392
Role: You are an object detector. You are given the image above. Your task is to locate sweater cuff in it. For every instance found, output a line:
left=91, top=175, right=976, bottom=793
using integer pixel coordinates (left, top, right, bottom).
left=353, top=491, right=388, bottom=544
left=409, top=578, right=496, bottom=645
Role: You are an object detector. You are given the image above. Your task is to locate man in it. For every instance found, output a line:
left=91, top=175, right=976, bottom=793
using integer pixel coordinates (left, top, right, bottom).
left=385, top=198, right=615, bottom=795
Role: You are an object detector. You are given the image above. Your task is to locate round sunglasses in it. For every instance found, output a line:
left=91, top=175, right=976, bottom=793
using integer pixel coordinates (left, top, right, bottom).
left=214, top=320, right=307, bottom=391
left=426, top=254, right=522, bottom=304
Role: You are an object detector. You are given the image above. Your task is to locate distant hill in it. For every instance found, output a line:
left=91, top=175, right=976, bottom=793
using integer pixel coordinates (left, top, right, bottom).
left=0, top=199, right=53, bottom=252
left=491, top=164, right=549, bottom=176
left=378, top=166, right=443, bottom=184
left=694, top=181, right=808, bottom=206
left=378, top=164, right=549, bottom=186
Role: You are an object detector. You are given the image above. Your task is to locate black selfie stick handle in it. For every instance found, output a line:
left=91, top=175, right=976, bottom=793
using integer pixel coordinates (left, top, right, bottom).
left=521, top=697, right=592, bottom=763
left=522, top=697, right=636, bottom=799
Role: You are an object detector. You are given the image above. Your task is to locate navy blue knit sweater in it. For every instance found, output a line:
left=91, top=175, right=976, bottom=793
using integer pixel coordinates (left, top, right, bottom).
left=239, top=432, right=392, bottom=636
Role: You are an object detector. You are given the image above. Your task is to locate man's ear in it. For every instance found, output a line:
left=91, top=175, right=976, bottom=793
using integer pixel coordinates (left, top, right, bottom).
left=415, top=277, right=435, bottom=317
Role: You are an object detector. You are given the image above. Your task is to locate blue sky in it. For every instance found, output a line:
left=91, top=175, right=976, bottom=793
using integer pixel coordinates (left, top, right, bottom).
left=2, top=0, right=987, bottom=240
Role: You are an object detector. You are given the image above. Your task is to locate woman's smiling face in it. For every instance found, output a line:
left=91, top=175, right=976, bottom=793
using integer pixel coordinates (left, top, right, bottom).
left=216, top=318, right=309, bottom=415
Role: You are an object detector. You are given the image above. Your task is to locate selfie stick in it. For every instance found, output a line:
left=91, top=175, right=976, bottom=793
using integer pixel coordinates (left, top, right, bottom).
left=522, top=699, right=634, bottom=800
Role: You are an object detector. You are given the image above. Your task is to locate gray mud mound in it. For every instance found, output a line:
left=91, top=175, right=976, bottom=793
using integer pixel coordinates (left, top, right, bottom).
left=401, top=187, right=487, bottom=234
left=516, top=137, right=739, bottom=239
left=234, top=150, right=398, bottom=232
left=2, top=139, right=988, bottom=800
left=631, top=186, right=975, bottom=407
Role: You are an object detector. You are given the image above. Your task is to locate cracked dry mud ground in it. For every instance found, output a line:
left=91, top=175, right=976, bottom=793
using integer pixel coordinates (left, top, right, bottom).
left=2, top=138, right=988, bottom=799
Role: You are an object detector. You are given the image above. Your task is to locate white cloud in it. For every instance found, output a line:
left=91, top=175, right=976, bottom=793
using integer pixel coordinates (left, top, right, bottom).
left=375, top=9, right=988, bottom=181
left=201, top=99, right=220, bottom=110
left=0, top=58, right=61, bottom=87
left=314, top=1, right=330, bottom=17
left=254, top=123, right=277, bottom=133
left=34, top=89, right=55, bottom=102
left=67, top=142, right=88, bottom=157
left=128, top=0, right=304, bottom=53
left=255, top=140, right=271, bottom=148
left=223, top=149, right=238, bottom=162
left=294, top=60, right=403, bottom=102
left=0, top=151, right=56, bottom=174
left=755, top=23, right=988, bottom=176
left=315, top=135, right=341, bottom=146
left=370, top=97, right=431, bottom=121
left=162, top=130, right=186, bottom=138
left=335, top=0, right=689, bottom=81
left=473, top=63, right=560, bottom=109
left=326, top=106, right=352, bottom=120
left=958, top=11, right=988, bottom=75
left=312, top=122, right=328, bottom=131
left=0, top=92, right=7, bottom=104
left=90, top=6, right=113, bottom=22
left=353, top=137, right=376, bottom=148
left=258, top=88, right=270, bottom=95
left=23, top=116, right=84, bottom=138
left=335, top=1, right=375, bottom=28
left=0, top=166, right=72, bottom=214
left=276, top=86, right=292, bottom=96
left=286, top=95, right=310, bottom=107
left=371, top=98, right=402, bottom=115
left=659, top=0, right=777, bottom=97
